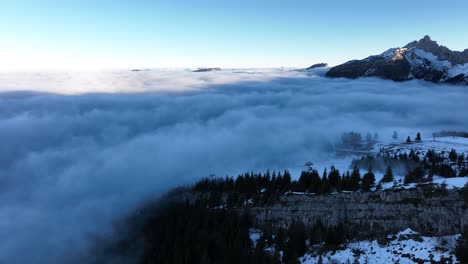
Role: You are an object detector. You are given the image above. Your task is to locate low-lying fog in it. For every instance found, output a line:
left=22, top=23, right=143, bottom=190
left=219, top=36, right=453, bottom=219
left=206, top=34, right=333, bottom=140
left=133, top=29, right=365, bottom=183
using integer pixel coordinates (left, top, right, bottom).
left=0, top=68, right=467, bottom=263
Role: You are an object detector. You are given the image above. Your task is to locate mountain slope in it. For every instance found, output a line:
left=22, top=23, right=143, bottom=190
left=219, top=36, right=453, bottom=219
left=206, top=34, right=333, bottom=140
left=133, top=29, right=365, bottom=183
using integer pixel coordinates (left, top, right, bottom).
left=405, top=35, right=468, bottom=65
left=326, top=36, right=468, bottom=85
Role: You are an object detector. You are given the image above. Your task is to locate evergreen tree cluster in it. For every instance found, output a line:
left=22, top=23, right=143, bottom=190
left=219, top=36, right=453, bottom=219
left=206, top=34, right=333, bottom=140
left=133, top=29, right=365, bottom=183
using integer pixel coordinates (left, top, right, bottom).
left=194, top=166, right=379, bottom=209
left=294, top=166, right=374, bottom=193
left=381, top=166, right=394, bottom=183
left=404, top=166, right=425, bottom=184
left=351, top=151, right=421, bottom=176
left=404, top=132, right=421, bottom=143
left=352, top=148, right=468, bottom=184
left=107, top=202, right=280, bottom=264
left=434, top=131, right=468, bottom=138
left=280, top=221, right=348, bottom=264
left=194, top=170, right=292, bottom=207
left=101, top=201, right=352, bottom=264
left=339, top=132, right=379, bottom=149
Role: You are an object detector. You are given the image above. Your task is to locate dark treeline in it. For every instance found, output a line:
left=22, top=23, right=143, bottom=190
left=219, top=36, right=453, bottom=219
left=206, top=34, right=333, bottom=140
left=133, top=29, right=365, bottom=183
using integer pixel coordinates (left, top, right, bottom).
left=269, top=220, right=348, bottom=264
left=95, top=177, right=468, bottom=264
left=194, top=148, right=468, bottom=207
left=99, top=202, right=279, bottom=264
left=98, top=201, right=350, bottom=264
left=434, top=131, right=468, bottom=138
left=339, top=132, right=378, bottom=149
left=194, top=166, right=376, bottom=208
left=136, top=203, right=279, bottom=264
left=100, top=185, right=468, bottom=264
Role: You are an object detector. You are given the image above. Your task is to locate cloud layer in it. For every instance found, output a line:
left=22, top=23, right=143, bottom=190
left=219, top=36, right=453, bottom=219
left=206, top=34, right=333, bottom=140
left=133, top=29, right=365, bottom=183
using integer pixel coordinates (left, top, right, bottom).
left=0, top=69, right=467, bottom=263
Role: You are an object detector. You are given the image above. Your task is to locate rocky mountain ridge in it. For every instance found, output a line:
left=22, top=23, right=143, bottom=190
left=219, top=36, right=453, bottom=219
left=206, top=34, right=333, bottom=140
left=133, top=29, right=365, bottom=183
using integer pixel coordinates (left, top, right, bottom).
left=326, top=36, right=468, bottom=84
left=405, top=35, right=468, bottom=65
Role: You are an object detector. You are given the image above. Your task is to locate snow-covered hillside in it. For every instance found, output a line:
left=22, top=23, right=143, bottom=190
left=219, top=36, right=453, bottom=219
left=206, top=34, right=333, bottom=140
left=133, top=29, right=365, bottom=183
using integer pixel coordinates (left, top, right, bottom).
left=303, top=136, right=468, bottom=191
left=246, top=135, right=468, bottom=263
left=300, top=229, right=459, bottom=264
left=249, top=228, right=460, bottom=264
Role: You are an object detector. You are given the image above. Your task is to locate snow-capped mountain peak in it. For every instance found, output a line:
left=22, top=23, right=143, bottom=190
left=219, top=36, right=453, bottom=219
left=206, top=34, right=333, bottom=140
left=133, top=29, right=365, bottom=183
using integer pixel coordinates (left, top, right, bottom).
left=326, top=36, right=468, bottom=85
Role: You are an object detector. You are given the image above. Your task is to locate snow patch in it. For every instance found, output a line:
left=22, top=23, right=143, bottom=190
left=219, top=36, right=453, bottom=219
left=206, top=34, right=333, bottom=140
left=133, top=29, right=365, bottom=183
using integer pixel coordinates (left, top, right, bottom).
left=447, top=63, right=468, bottom=78
left=301, top=231, right=460, bottom=264
left=407, top=48, right=452, bottom=71
left=249, top=229, right=262, bottom=248
left=432, top=176, right=468, bottom=189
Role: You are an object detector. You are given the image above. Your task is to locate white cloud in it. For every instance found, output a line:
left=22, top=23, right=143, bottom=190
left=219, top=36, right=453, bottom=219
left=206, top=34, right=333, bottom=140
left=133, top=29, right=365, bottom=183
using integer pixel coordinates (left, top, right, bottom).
left=0, top=69, right=467, bottom=263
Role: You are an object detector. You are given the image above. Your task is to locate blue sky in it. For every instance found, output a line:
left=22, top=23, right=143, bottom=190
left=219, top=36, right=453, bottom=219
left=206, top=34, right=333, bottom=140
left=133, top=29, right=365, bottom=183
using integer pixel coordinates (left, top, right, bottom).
left=1, top=0, right=468, bottom=69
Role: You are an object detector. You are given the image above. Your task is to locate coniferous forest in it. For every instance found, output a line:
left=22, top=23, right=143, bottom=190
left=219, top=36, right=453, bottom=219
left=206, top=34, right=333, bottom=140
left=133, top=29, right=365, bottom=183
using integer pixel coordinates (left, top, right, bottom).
left=92, top=146, right=468, bottom=264
left=96, top=199, right=353, bottom=264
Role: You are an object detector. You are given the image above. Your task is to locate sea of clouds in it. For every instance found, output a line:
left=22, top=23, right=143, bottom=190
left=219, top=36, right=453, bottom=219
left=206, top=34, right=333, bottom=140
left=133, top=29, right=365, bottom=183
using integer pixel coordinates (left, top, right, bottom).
left=0, top=68, right=467, bottom=263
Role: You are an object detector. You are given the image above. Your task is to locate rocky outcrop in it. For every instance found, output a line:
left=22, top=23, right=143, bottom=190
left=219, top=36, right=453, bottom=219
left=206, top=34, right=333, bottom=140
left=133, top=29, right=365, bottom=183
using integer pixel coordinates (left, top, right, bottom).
left=192, top=67, right=222, bottom=72
left=249, top=189, right=468, bottom=237
left=326, top=54, right=411, bottom=81
left=326, top=36, right=468, bottom=85
left=306, top=63, right=328, bottom=70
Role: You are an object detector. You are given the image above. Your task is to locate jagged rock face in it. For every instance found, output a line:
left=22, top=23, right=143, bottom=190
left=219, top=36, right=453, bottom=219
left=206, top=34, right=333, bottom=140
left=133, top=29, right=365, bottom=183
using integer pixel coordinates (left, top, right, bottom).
left=249, top=189, right=468, bottom=237
left=326, top=54, right=411, bottom=82
left=326, top=53, right=413, bottom=82
left=405, top=35, right=468, bottom=66
left=405, top=48, right=452, bottom=82
left=326, top=58, right=380, bottom=79
left=370, top=58, right=412, bottom=81
left=326, top=36, right=468, bottom=85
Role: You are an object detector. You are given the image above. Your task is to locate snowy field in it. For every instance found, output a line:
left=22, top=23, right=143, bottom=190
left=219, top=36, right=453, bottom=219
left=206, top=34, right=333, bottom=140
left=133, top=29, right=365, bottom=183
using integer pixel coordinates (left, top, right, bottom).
left=300, top=229, right=459, bottom=264
left=250, top=229, right=460, bottom=264
left=376, top=136, right=468, bottom=157
left=315, top=136, right=468, bottom=190
left=275, top=136, right=468, bottom=263
left=379, top=136, right=468, bottom=189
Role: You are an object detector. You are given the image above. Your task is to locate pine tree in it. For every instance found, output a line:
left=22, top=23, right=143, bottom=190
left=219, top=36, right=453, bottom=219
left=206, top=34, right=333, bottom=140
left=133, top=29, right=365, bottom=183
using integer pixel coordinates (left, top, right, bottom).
left=283, top=223, right=306, bottom=264
left=308, top=170, right=322, bottom=194
left=458, top=153, right=466, bottom=168
left=282, top=170, right=292, bottom=191
left=406, top=136, right=411, bottom=143
left=361, top=167, right=376, bottom=192
left=415, top=132, right=421, bottom=141
left=328, top=166, right=341, bottom=191
left=392, top=131, right=398, bottom=140
left=449, top=149, right=458, bottom=162
left=310, top=220, right=325, bottom=244
left=298, top=171, right=311, bottom=192
left=381, top=166, right=394, bottom=183
left=275, top=229, right=286, bottom=251
left=350, top=166, right=361, bottom=191
left=455, top=226, right=468, bottom=263
left=404, top=166, right=424, bottom=184
left=317, top=255, right=324, bottom=264
left=320, top=175, right=331, bottom=194
left=254, top=235, right=267, bottom=260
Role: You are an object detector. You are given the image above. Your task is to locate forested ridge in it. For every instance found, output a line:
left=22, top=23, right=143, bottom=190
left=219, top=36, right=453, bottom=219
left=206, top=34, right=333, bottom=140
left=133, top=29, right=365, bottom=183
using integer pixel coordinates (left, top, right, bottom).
left=93, top=147, right=468, bottom=264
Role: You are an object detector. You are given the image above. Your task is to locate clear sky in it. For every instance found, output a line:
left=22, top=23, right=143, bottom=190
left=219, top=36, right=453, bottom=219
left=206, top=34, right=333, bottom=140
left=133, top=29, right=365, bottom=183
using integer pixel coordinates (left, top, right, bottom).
left=1, top=0, right=468, bottom=70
